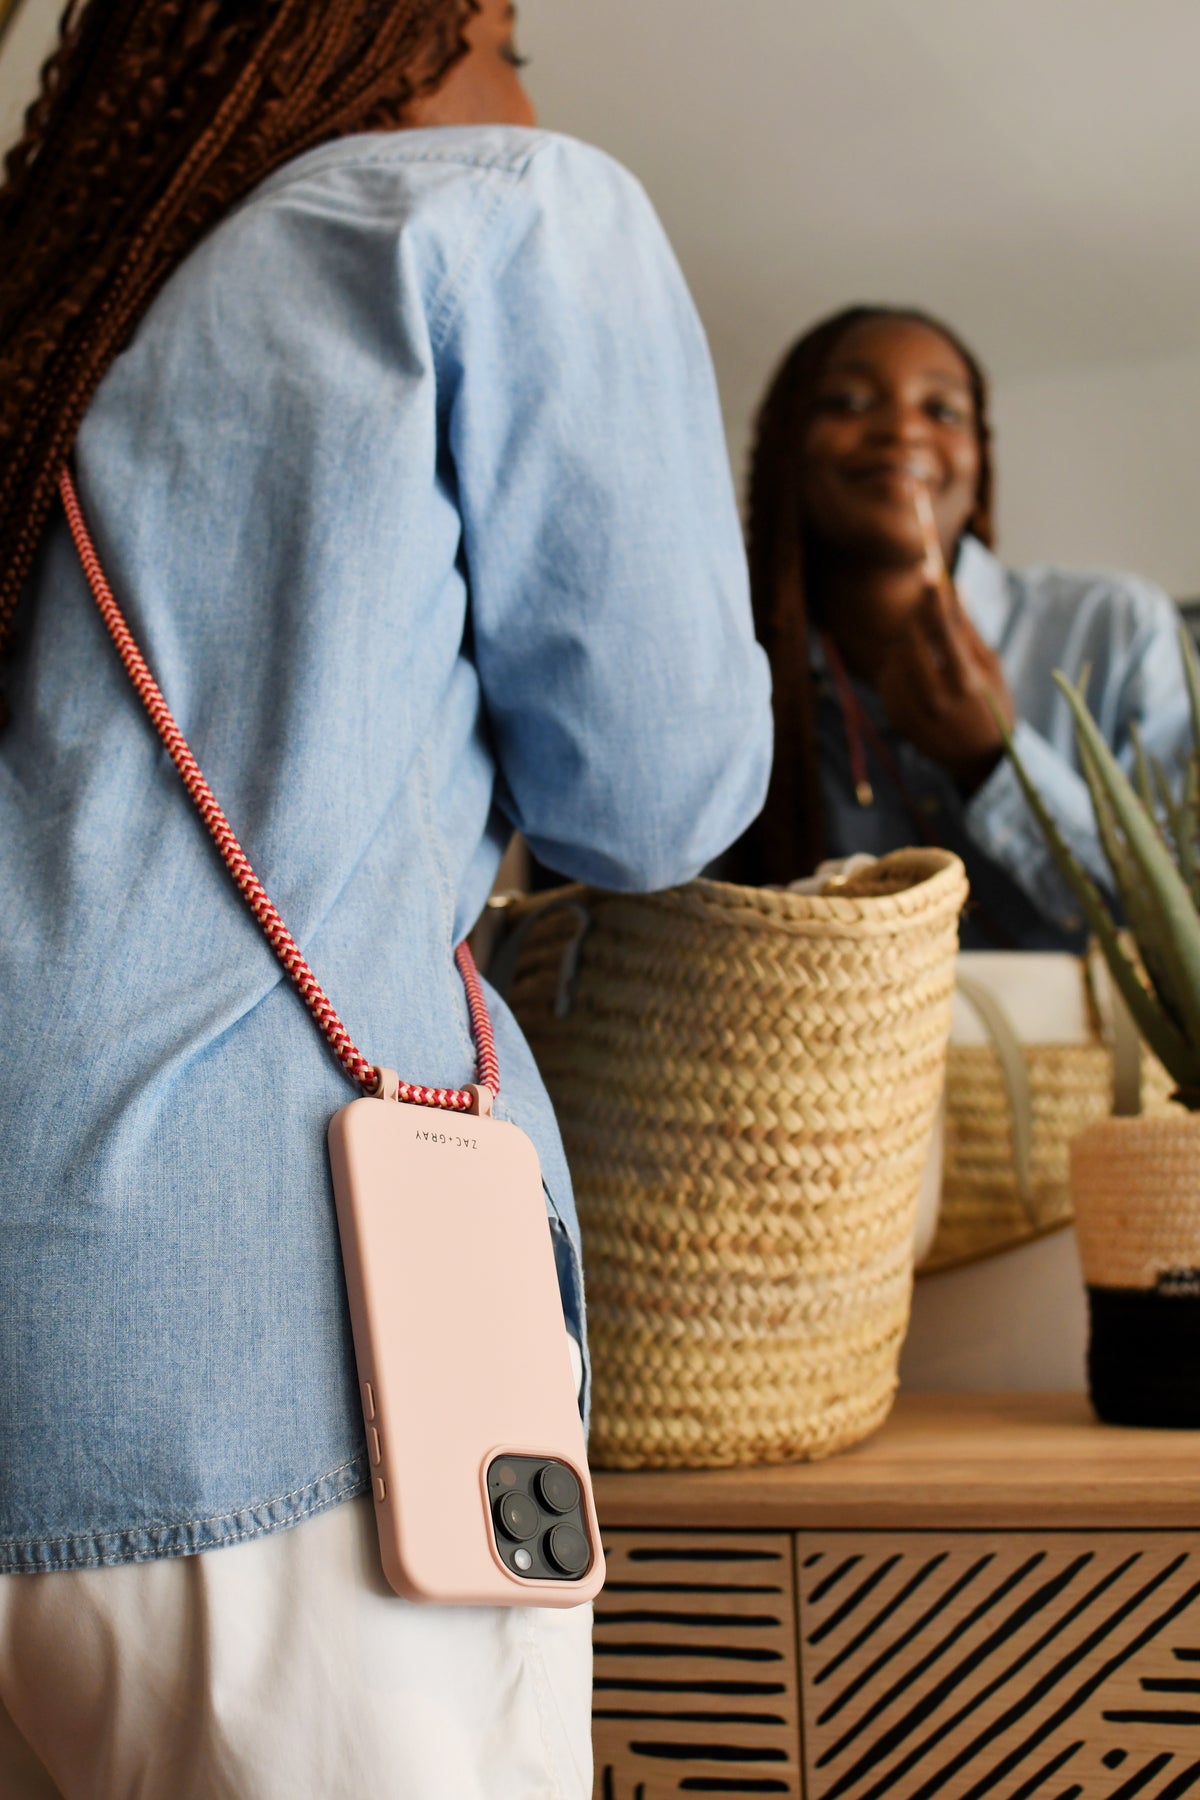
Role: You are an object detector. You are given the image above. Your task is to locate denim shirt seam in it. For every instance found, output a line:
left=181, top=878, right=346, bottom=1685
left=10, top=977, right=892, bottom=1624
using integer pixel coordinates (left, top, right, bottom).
left=425, top=159, right=525, bottom=359
left=252, top=134, right=547, bottom=198
left=36, top=1485, right=359, bottom=1570
left=0, top=1454, right=364, bottom=1552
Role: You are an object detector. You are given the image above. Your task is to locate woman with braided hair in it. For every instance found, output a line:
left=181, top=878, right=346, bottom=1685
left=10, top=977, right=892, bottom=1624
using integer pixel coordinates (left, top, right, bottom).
left=0, top=2, right=771, bottom=1790
left=736, top=305, right=1188, bottom=949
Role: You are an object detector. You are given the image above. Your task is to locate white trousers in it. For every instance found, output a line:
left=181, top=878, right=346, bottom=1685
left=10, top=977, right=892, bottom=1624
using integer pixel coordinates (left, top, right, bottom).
left=0, top=1495, right=593, bottom=1799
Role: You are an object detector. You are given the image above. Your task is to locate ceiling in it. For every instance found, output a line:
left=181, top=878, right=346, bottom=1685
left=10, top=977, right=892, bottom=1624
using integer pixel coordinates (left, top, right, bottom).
left=521, top=0, right=1200, bottom=444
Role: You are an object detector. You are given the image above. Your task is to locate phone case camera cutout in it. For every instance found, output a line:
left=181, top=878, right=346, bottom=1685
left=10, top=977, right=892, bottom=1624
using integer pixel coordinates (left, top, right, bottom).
left=488, top=1454, right=593, bottom=1581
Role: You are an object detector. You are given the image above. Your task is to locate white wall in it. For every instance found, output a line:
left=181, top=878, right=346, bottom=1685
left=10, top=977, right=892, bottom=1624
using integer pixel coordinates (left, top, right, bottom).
left=0, top=0, right=56, bottom=152
left=518, top=0, right=1200, bottom=606
left=990, top=349, right=1200, bottom=599
left=8, top=2, right=1199, bottom=603
left=901, top=1231, right=1088, bottom=1393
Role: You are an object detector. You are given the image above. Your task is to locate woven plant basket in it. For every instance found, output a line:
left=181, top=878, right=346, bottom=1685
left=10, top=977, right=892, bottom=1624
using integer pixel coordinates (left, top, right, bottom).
left=925, top=974, right=1176, bottom=1274
left=1070, top=1111, right=1200, bottom=1427
left=498, top=848, right=967, bottom=1469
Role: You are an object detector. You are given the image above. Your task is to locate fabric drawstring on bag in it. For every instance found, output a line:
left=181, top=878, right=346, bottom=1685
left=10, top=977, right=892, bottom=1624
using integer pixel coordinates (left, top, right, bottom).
left=59, top=464, right=499, bottom=1111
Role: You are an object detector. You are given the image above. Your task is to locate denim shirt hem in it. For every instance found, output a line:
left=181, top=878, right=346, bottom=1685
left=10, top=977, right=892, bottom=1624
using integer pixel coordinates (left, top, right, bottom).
left=0, top=1456, right=369, bottom=1573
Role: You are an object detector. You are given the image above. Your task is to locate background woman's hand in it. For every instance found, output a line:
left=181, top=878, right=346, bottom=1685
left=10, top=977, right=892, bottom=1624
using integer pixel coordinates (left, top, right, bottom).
left=875, top=581, right=1016, bottom=793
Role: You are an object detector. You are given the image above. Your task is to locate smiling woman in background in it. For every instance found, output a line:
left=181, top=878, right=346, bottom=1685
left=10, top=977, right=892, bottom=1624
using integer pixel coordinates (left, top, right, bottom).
left=737, top=304, right=1189, bottom=948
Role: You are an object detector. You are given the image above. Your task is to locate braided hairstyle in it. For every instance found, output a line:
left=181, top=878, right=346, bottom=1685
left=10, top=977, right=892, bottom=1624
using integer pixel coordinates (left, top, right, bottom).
left=738, top=304, right=995, bottom=883
left=0, top=0, right=478, bottom=710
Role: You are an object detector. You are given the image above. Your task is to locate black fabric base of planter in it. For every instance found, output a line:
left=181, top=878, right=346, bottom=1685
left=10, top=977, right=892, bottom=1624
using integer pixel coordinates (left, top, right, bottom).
left=1087, top=1282, right=1200, bottom=1428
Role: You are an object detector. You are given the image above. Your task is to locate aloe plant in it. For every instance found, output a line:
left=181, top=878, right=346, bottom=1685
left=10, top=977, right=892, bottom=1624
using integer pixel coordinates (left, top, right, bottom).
left=1002, top=626, right=1200, bottom=1109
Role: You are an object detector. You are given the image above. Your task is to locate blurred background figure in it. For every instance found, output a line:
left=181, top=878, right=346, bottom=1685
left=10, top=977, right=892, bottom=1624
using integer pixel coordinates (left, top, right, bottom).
left=733, top=306, right=1189, bottom=948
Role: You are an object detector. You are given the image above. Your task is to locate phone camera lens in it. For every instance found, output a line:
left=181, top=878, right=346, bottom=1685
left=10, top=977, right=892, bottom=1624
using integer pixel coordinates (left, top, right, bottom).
left=496, top=1491, right=539, bottom=1542
left=546, top=1522, right=590, bottom=1577
left=536, top=1462, right=580, bottom=1515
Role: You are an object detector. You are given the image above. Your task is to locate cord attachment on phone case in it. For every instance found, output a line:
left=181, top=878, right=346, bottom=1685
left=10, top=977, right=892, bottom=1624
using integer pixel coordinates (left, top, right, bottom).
left=59, top=464, right=500, bottom=1112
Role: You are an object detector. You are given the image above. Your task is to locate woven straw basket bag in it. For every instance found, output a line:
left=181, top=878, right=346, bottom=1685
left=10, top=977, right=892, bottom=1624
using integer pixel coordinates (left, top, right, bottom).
left=494, top=847, right=967, bottom=1469
left=922, top=954, right=1176, bottom=1273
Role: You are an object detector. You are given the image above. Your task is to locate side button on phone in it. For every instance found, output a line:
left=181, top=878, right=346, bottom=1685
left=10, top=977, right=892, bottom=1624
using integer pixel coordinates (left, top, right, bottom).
left=373, top=1476, right=386, bottom=1504
left=369, top=1427, right=382, bottom=1466
left=363, top=1382, right=376, bottom=1422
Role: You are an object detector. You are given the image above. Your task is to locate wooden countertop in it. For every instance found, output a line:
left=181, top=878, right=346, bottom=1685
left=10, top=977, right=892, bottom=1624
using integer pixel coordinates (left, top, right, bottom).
left=591, top=1392, right=1200, bottom=1531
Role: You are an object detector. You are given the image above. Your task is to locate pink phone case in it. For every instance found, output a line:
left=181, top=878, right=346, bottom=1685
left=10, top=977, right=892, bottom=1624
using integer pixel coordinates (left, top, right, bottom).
left=328, top=1087, right=605, bottom=1606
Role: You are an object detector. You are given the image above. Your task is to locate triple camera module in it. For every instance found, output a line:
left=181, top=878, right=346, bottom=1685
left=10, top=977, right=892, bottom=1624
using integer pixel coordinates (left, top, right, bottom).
left=487, top=1455, right=592, bottom=1581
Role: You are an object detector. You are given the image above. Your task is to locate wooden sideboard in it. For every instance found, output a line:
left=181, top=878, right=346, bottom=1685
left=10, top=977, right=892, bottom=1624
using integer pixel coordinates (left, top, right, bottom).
left=589, top=1393, right=1200, bottom=1800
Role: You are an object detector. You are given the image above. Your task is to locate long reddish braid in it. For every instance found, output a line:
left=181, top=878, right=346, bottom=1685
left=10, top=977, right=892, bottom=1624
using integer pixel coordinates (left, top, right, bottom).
left=0, top=0, right=477, bottom=713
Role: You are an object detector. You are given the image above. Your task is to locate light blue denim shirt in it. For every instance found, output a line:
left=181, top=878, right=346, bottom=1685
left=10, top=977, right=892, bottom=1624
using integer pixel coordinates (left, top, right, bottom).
left=0, top=126, right=771, bottom=1571
left=816, top=537, right=1189, bottom=949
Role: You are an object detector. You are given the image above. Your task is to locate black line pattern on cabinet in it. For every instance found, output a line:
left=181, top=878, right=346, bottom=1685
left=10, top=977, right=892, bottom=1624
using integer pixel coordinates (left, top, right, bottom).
left=826, top=1553, right=1139, bottom=1798
left=593, top=1533, right=802, bottom=1800
left=797, top=1535, right=1200, bottom=1800
left=807, top=1556, right=904, bottom=1645
left=594, top=1679, right=788, bottom=1696
left=1006, top=1742, right=1084, bottom=1798
left=845, top=1550, right=1170, bottom=1799
left=594, top=1710, right=789, bottom=1726
left=816, top=1553, right=1046, bottom=1754
left=815, top=1553, right=999, bottom=1719
left=810, top=1557, right=864, bottom=1605
left=676, top=1782, right=791, bottom=1793
left=594, top=1531, right=803, bottom=1799
left=1158, top=1758, right=1200, bottom=1797
left=626, top=1546, right=783, bottom=1563
left=604, top=1580, right=786, bottom=1596
left=952, top=1576, right=1200, bottom=1800
left=1108, top=1755, right=1173, bottom=1797
left=814, top=1553, right=950, bottom=1691
left=1103, top=1710, right=1200, bottom=1726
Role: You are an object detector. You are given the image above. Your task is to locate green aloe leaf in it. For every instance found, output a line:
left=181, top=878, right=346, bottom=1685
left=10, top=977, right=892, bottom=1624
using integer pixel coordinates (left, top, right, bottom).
left=1054, top=671, right=1200, bottom=1054
left=1179, top=627, right=1200, bottom=873
left=1072, top=724, right=1187, bottom=1037
left=1001, top=712, right=1200, bottom=1086
left=1181, top=624, right=1200, bottom=757
left=1129, top=721, right=1158, bottom=821
left=1186, top=754, right=1200, bottom=906
left=1153, top=753, right=1199, bottom=905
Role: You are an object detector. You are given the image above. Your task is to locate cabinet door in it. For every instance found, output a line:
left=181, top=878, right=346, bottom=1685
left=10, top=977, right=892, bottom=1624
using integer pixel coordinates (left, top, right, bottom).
left=593, top=1529, right=802, bottom=1797
left=795, top=1531, right=1200, bottom=1800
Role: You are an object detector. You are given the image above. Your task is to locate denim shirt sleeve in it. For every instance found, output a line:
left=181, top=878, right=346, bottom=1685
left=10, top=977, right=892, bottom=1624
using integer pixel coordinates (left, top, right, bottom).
left=963, top=569, right=1190, bottom=931
left=442, top=137, right=772, bottom=890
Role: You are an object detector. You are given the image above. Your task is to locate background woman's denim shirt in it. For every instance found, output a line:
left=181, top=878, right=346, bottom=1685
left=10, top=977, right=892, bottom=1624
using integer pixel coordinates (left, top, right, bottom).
left=813, top=536, right=1189, bottom=949
left=0, top=126, right=771, bottom=1570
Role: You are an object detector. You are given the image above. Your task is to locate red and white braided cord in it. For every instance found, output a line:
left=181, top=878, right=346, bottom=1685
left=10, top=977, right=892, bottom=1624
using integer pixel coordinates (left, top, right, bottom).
left=60, top=466, right=500, bottom=1111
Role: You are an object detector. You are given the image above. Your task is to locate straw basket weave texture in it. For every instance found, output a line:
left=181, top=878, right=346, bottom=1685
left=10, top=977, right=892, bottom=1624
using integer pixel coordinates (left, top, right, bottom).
left=1069, top=1111, right=1200, bottom=1428
left=1070, top=1111, right=1200, bottom=1290
left=500, top=848, right=967, bottom=1469
left=927, top=1002, right=1175, bottom=1273
left=931, top=1041, right=1111, bottom=1268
